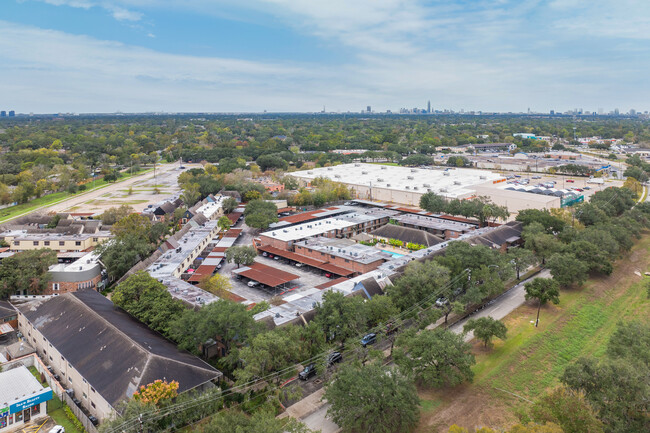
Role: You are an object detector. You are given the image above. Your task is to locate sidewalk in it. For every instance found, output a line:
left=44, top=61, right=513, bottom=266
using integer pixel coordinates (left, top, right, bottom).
left=279, top=388, right=326, bottom=420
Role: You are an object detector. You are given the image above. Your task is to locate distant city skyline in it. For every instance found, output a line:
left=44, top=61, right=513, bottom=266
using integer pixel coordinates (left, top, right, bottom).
left=1, top=1, right=650, bottom=113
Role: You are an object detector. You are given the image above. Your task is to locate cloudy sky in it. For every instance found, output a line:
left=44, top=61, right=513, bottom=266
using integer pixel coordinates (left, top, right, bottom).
left=2, top=0, right=649, bottom=113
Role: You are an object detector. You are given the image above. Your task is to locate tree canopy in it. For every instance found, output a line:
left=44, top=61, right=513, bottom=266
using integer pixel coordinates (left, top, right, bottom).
left=394, top=328, right=475, bottom=387
left=0, top=248, right=57, bottom=298
left=324, top=362, right=420, bottom=433
left=244, top=199, right=278, bottom=229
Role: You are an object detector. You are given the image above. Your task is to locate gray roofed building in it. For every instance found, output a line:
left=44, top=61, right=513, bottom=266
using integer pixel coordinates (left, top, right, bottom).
left=466, top=221, right=523, bottom=250
left=371, top=224, right=444, bottom=246
left=0, top=301, right=16, bottom=322
left=16, top=290, right=221, bottom=420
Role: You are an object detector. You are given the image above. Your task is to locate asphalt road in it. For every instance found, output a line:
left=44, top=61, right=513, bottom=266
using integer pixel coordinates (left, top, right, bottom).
left=446, top=269, right=551, bottom=341
left=296, top=269, right=552, bottom=432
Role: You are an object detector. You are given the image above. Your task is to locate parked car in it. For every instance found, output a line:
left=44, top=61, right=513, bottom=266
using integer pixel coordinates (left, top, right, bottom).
left=49, top=426, right=65, bottom=433
left=567, top=179, right=575, bottom=183
left=575, top=188, right=583, bottom=192
left=72, top=398, right=81, bottom=407
left=435, top=297, right=448, bottom=307
left=295, top=263, right=304, bottom=267
left=247, top=281, right=259, bottom=287
left=274, top=256, right=280, bottom=260
left=299, top=363, right=317, bottom=380
left=361, top=333, right=377, bottom=347
left=88, top=416, right=99, bottom=426
left=532, top=176, right=541, bottom=179
left=262, top=252, right=268, bottom=257
left=327, top=351, right=343, bottom=366
left=325, top=273, right=332, bottom=278
left=584, top=186, right=591, bottom=190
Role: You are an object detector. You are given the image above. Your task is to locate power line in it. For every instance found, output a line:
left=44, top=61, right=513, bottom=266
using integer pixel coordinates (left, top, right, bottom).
left=106, top=268, right=473, bottom=432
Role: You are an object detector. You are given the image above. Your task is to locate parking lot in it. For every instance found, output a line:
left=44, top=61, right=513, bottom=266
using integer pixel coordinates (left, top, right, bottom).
left=229, top=254, right=333, bottom=303
left=502, top=171, right=623, bottom=201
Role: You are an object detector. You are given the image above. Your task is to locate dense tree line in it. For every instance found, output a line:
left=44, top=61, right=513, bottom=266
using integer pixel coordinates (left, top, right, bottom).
left=419, top=192, right=509, bottom=226
left=1, top=113, right=649, bottom=206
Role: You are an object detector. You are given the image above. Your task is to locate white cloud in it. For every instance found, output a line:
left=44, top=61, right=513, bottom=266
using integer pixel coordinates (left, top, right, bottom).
left=4, top=0, right=650, bottom=113
left=37, top=0, right=144, bottom=22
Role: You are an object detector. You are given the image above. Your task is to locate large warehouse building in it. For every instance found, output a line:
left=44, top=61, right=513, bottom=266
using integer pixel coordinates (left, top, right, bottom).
left=292, top=163, right=561, bottom=213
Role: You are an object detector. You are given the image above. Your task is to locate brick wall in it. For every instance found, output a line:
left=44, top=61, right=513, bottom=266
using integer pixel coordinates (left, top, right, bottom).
left=45, top=274, right=103, bottom=295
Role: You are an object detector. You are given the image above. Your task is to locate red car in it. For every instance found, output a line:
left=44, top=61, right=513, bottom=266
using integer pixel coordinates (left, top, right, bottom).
left=566, top=179, right=575, bottom=183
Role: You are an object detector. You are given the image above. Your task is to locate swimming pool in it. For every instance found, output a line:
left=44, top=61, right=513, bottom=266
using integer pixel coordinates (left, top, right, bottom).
left=381, top=250, right=405, bottom=258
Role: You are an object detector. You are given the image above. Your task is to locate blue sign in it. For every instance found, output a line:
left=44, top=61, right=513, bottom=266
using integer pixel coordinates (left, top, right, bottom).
left=9, top=389, right=52, bottom=414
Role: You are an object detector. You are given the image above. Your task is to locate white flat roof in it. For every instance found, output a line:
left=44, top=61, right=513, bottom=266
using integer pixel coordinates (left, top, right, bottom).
left=0, top=366, right=51, bottom=408
left=196, top=196, right=224, bottom=219
left=292, top=163, right=504, bottom=198
left=260, top=209, right=397, bottom=242
left=49, top=251, right=100, bottom=273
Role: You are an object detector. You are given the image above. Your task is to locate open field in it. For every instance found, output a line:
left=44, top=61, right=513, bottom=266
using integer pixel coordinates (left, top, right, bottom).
left=417, top=233, right=650, bottom=432
left=0, top=167, right=153, bottom=223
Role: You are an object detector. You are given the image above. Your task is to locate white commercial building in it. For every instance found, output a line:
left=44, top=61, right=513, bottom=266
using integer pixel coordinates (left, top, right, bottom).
left=0, top=366, right=52, bottom=431
left=292, top=163, right=504, bottom=205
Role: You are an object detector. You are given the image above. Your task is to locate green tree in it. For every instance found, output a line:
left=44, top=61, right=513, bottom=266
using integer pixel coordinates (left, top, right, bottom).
left=0, top=249, right=57, bottom=298
left=244, top=199, right=278, bottom=229
left=181, top=182, right=201, bottom=207
left=217, top=215, right=232, bottom=232
left=508, top=247, right=537, bottom=280
left=101, top=204, right=135, bottom=225
left=201, top=409, right=312, bottom=433
left=524, top=278, right=560, bottom=327
left=243, top=190, right=262, bottom=202
left=524, top=231, right=561, bottom=264
left=95, top=236, right=153, bottom=280
left=463, top=316, right=508, bottom=348
left=112, top=272, right=185, bottom=337
left=225, top=245, right=256, bottom=268
left=221, top=197, right=239, bottom=214
left=314, top=290, right=368, bottom=345
left=111, top=213, right=152, bottom=239
left=516, top=209, right=566, bottom=233
left=546, top=252, right=589, bottom=288
left=198, top=274, right=232, bottom=297
left=420, top=191, right=447, bottom=213
left=387, top=260, right=450, bottom=312
left=530, top=386, right=604, bottom=433
left=169, top=299, right=258, bottom=360
left=394, top=328, right=475, bottom=387
left=235, top=325, right=304, bottom=385
left=324, top=363, right=420, bottom=433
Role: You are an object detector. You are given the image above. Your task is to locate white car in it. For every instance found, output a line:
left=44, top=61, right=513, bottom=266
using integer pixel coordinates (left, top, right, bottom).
left=295, top=263, right=304, bottom=267
left=49, top=427, right=65, bottom=433
left=247, top=281, right=259, bottom=287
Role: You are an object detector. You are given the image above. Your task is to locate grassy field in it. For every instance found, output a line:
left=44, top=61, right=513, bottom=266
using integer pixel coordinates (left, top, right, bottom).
left=417, top=234, right=650, bottom=432
left=0, top=167, right=152, bottom=223
left=28, top=367, right=84, bottom=433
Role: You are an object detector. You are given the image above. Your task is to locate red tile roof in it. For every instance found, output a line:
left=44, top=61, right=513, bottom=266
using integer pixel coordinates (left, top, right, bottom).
left=237, top=262, right=299, bottom=287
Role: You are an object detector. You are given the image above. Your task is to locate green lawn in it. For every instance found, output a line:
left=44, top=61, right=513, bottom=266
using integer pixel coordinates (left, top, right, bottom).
left=417, top=234, right=650, bottom=430
left=28, top=367, right=84, bottom=433
left=0, top=167, right=153, bottom=223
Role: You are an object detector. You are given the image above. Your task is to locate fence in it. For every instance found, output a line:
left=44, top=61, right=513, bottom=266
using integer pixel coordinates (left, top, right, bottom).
left=2, top=353, right=99, bottom=433
left=61, top=392, right=99, bottom=433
